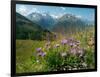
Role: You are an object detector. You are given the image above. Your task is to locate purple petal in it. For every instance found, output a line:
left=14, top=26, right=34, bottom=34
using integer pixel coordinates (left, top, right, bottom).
left=36, top=48, right=42, bottom=52
left=38, top=51, right=46, bottom=57
left=61, top=39, right=68, bottom=45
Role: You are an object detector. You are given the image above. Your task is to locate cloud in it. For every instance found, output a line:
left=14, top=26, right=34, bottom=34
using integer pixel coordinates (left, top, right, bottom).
left=17, top=5, right=40, bottom=16
left=26, top=8, right=39, bottom=15
left=17, top=5, right=28, bottom=16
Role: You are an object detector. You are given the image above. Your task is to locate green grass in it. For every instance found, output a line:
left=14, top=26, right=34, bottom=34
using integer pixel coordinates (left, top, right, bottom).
left=16, top=27, right=95, bottom=73
left=16, top=40, right=47, bottom=73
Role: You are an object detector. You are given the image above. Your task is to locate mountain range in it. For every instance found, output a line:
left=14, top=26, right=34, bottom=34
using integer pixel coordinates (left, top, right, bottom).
left=26, top=12, right=93, bottom=30
left=16, top=12, right=94, bottom=40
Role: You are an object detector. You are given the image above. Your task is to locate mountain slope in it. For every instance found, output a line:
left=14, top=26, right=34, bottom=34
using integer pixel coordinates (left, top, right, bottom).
left=51, top=14, right=87, bottom=34
left=27, top=12, right=55, bottom=30
left=16, top=12, right=44, bottom=40
left=16, top=12, right=55, bottom=40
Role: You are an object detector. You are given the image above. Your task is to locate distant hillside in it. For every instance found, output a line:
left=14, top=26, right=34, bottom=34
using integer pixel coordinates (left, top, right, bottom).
left=26, top=12, right=92, bottom=34
left=16, top=12, right=55, bottom=40
left=16, top=12, right=93, bottom=39
left=51, top=14, right=87, bottom=34
left=27, top=12, right=55, bottom=30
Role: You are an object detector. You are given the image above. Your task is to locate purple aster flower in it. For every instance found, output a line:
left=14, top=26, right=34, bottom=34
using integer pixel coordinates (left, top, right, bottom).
left=70, top=47, right=84, bottom=57
left=66, top=38, right=74, bottom=45
left=38, top=51, right=46, bottom=57
left=68, top=42, right=76, bottom=47
left=70, top=47, right=78, bottom=55
left=41, top=52, right=46, bottom=57
left=67, top=38, right=80, bottom=47
left=36, top=48, right=42, bottom=52
left=61, top=39, right=68, bottom=45
left=68, top=38, right=74, bottom=42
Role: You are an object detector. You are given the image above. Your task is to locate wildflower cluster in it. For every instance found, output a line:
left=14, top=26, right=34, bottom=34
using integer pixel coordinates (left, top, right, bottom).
left=31, top=37, right=94, bottom=71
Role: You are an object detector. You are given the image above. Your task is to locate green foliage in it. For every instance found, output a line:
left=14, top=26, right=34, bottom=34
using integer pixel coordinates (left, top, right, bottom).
left=45, top=50, right=63, bottom=71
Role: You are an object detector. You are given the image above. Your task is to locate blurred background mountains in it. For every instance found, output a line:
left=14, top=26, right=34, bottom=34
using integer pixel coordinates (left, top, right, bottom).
left=16, top=12, right=94, bottom=40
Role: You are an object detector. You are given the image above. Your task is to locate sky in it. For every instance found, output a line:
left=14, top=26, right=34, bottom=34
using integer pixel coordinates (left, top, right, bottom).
left=16, top=4, right=95, bottom=21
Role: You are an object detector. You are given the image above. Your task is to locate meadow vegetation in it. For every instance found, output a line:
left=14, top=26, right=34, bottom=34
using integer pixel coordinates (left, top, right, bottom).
left=16, top=26, right=95, bottom=73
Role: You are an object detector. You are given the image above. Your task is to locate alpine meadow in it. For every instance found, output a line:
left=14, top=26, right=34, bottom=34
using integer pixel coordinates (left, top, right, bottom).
left=16, top=4, right=95, bottom=73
